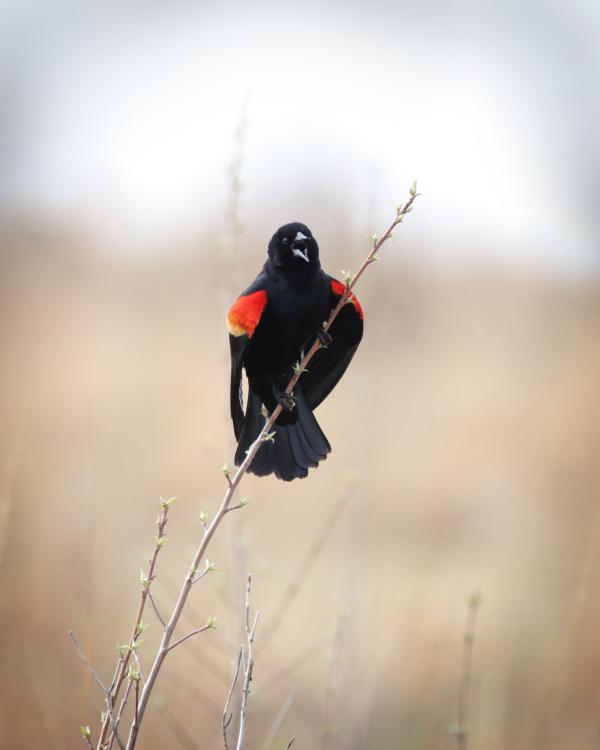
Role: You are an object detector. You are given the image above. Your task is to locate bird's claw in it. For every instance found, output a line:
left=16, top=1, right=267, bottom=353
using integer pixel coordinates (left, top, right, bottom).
left=317, top=330, right=333, bottom=348
left=275, top=391, right=296, bottom=412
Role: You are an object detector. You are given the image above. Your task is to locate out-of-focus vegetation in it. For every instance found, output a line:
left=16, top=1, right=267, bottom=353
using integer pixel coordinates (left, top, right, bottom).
left=1, top=218, right=599, bottom=749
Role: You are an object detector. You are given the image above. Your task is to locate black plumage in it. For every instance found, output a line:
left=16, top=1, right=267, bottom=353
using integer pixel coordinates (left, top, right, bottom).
left=227, top=222, right=363, bottom=481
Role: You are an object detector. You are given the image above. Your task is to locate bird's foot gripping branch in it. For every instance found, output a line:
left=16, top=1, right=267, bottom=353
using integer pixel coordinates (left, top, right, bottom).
left=70, top=183, right=419, bottom=750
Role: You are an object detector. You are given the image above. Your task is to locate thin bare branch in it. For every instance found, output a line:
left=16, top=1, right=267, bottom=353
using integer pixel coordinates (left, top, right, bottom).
left=69, top=630, right=107, bottom=694
left=147, top=590, right=166, bottom=629
left=225, top=502, right=248, bottom=514
left=157, top=571, right=237, bottom=662
left=236, top=575, right=259, bottom=750
left=191, top=570, right=211, bottom=585
left=109, top=717, right=126, bottom=750
left=69, top=631, right=126, bottom=750
left=97, top=497, right=173, bottom=749
left=132, top=651, right=146, bottom=685
left=455, top=590, right=482, bottom=750
left=108, top=681, right=133, bottom=750
left=167, top=624, right=212, bottom=653
left=223, top=646, right=243, bottom=750
left=80, top=728, right=94, bottom=750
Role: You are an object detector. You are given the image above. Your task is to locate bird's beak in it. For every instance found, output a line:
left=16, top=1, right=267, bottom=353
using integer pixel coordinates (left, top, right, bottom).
left=292, top=246, right=309, bottom=263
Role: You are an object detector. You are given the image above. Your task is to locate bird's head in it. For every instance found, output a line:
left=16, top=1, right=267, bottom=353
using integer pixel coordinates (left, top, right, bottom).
left=268, top=222, right=320, bottom=273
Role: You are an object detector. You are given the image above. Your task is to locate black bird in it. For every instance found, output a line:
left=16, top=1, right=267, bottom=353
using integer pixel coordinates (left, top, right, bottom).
left=227, top=222, right=364, bottom=481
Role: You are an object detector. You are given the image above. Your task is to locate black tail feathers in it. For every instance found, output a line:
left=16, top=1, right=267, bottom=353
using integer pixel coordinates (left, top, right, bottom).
left=234, top=386, right=330, bottom=481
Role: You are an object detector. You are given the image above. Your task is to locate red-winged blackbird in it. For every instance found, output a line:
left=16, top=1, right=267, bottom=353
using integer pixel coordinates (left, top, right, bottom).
left=227, top=222, right=363, bottom=481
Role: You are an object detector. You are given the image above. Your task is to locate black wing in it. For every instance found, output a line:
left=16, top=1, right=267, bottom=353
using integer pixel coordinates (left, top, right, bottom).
left=227, top=273, right=268, bottom=440
left=302, top=276, right=364, bottom=410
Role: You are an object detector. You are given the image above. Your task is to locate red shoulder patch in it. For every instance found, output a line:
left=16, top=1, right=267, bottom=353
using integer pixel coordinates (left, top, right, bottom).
left=330, top=279, right=364, bottom=320
left=227, top=289, right=267, bottom=337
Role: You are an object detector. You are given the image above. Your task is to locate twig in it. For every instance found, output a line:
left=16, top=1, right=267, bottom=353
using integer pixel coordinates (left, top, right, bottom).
left=225, top=502, right=249, bottom=513
left=107, top=187, right=418, bottom=749
left=157, top=570, right=237, bottom=662
left=223, top=646, right=243, bottom=750
left=126, top=667, right=143, bottom=748
left=96, top=497, right=173, bottom=749
left=69, top=630, right=108, bottom=695
left=283, top=739, right=295, bottom=750
left=191, top=559, right=218, bottom=584
left=69, top=631, right=126, bottom=750
left=454, top=590, right=482, bottom=750
left=132, top=651, right=145, bottom=685
left=236, top=575, right=260, bottom=750
left=148, top=590, right=166, bottom=629
left=108, top=681, right=133, bottom=750
left=167, top=624, right=213, bottom=652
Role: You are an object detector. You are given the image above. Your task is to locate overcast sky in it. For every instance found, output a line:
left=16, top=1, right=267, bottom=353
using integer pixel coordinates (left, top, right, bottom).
left=1, top=0, right=599, bottom=274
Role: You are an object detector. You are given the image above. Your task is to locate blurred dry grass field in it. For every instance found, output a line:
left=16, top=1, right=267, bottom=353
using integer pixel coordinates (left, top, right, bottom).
left=1, top=224, right=600, bottom=749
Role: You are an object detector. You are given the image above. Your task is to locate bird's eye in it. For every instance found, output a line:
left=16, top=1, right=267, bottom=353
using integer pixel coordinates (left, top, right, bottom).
left=282, top=238, right=289, bottom=245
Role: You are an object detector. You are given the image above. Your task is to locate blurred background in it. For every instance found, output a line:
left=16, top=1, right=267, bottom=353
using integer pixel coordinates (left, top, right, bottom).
left=1, top=0, right=600, bottom=748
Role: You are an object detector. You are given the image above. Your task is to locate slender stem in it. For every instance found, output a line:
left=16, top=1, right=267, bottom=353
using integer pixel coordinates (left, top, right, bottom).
left=133, top=652, right=146, bottom=685
left=69, top=630, right=108, bottom=695
left=108, top=681, right=133, bottom=750
left=236, top=575, right=259, bottom=750
left=98, top=502, right=171, bottom=748
left=69, top=631, right=126, bottom=750
left=456, top=591, right=482, bottom=750
left=148, top=590, right=166, bottom=629
left=167, top=624, right=212, bottom=652
left=223, top=647, right=243, bottom=750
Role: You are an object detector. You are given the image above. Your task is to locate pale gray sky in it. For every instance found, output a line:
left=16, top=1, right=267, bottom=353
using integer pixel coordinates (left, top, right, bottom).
left=1, top=0, right=599, bottom=274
